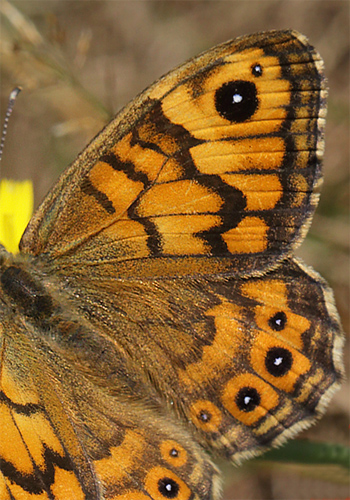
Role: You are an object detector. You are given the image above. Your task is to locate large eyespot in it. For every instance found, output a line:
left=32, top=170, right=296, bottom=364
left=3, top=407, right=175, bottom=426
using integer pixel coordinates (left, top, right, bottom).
left=268, top=311, right=287, bottom=331
left=265, top=347, right=293, bottom=377
left=215, top=80, right=258, bottom=122
left=235, top=386, right=260, bottom=412
left=221, top=373, right=279, bottom=426
left=158, top=477, right=180, bottom=499
left=251, top=63, right=263, bottom=77
left=250, top=331, right=310, bottom=392
left=145, top=467, right=191, bottom=500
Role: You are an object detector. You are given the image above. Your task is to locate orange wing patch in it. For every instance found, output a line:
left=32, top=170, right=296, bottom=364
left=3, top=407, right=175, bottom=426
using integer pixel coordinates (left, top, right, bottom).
left=20, top=31, right=326, bottom=282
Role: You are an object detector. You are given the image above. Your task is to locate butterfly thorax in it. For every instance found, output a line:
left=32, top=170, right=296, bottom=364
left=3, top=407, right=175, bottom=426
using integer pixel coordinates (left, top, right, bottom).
left=0, top=250, right=153, bottom=402
left=0, top=253, right=52, bottom=321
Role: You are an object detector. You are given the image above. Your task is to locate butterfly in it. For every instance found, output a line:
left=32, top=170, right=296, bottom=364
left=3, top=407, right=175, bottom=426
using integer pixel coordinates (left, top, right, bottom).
left=0, top=29, right=344, bottom=500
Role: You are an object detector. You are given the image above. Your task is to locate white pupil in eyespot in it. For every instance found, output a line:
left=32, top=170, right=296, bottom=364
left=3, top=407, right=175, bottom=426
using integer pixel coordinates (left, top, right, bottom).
left=244, top=396, right=251, bottom=405
left=274, top=357, right=283, bottom=366
left=232, top=93, right=243, bottom=104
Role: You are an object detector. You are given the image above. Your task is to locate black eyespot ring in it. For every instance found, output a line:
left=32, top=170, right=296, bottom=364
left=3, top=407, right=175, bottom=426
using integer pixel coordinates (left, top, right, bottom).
left=158, top=477, right=180, bottom=498
left=268, top=311, right=287, bottom=331
left=235, top=386, right=261, bottom=412
left=265, top=347, right=293, bottom=377
left=215, top=80, right=258, bottom=122
left=251, top=63, right=263, bottom=77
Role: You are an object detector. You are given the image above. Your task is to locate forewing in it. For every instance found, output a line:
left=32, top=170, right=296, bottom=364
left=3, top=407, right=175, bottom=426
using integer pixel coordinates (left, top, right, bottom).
left=20, top=30, right=326, bottom=278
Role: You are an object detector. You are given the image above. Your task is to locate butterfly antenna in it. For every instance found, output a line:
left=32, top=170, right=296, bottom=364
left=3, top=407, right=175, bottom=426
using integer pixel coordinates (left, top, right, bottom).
left=0, top=87, right=22, bottom=166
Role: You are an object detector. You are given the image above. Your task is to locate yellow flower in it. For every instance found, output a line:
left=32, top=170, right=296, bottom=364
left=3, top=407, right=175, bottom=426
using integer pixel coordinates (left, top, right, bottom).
left=0, top=179, right=33, bottom=254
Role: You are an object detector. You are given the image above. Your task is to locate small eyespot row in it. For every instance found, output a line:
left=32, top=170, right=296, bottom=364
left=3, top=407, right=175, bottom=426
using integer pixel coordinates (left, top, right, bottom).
left=145, top=466, right=191, bottom=500
left=190, top=344, right=295, bottom=431
left=268, top=311, right=288, bottom=331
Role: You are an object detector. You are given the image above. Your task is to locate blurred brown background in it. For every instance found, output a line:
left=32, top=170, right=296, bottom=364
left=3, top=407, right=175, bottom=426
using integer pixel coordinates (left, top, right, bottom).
left=1, top=1, right=349, bottom=499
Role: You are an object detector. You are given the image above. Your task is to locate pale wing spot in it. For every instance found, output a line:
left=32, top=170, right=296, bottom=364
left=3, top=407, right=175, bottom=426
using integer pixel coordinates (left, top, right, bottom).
left=190, top=138, right=285, bottom=174
left=222, top=217, right=268, bottom=253
left=179, top=300, right=242, bottom=387
left=220, top=174, right=282, bottom=210
left=51, top=467, right=86, bottom=500
left=137, top=181, right=223, bottom=217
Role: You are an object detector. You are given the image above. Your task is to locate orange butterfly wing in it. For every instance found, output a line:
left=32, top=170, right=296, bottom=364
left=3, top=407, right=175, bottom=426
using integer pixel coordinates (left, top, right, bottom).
left=0, top=30, right=343, bottom=499
left=20, top=30, right=326, bottom=279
